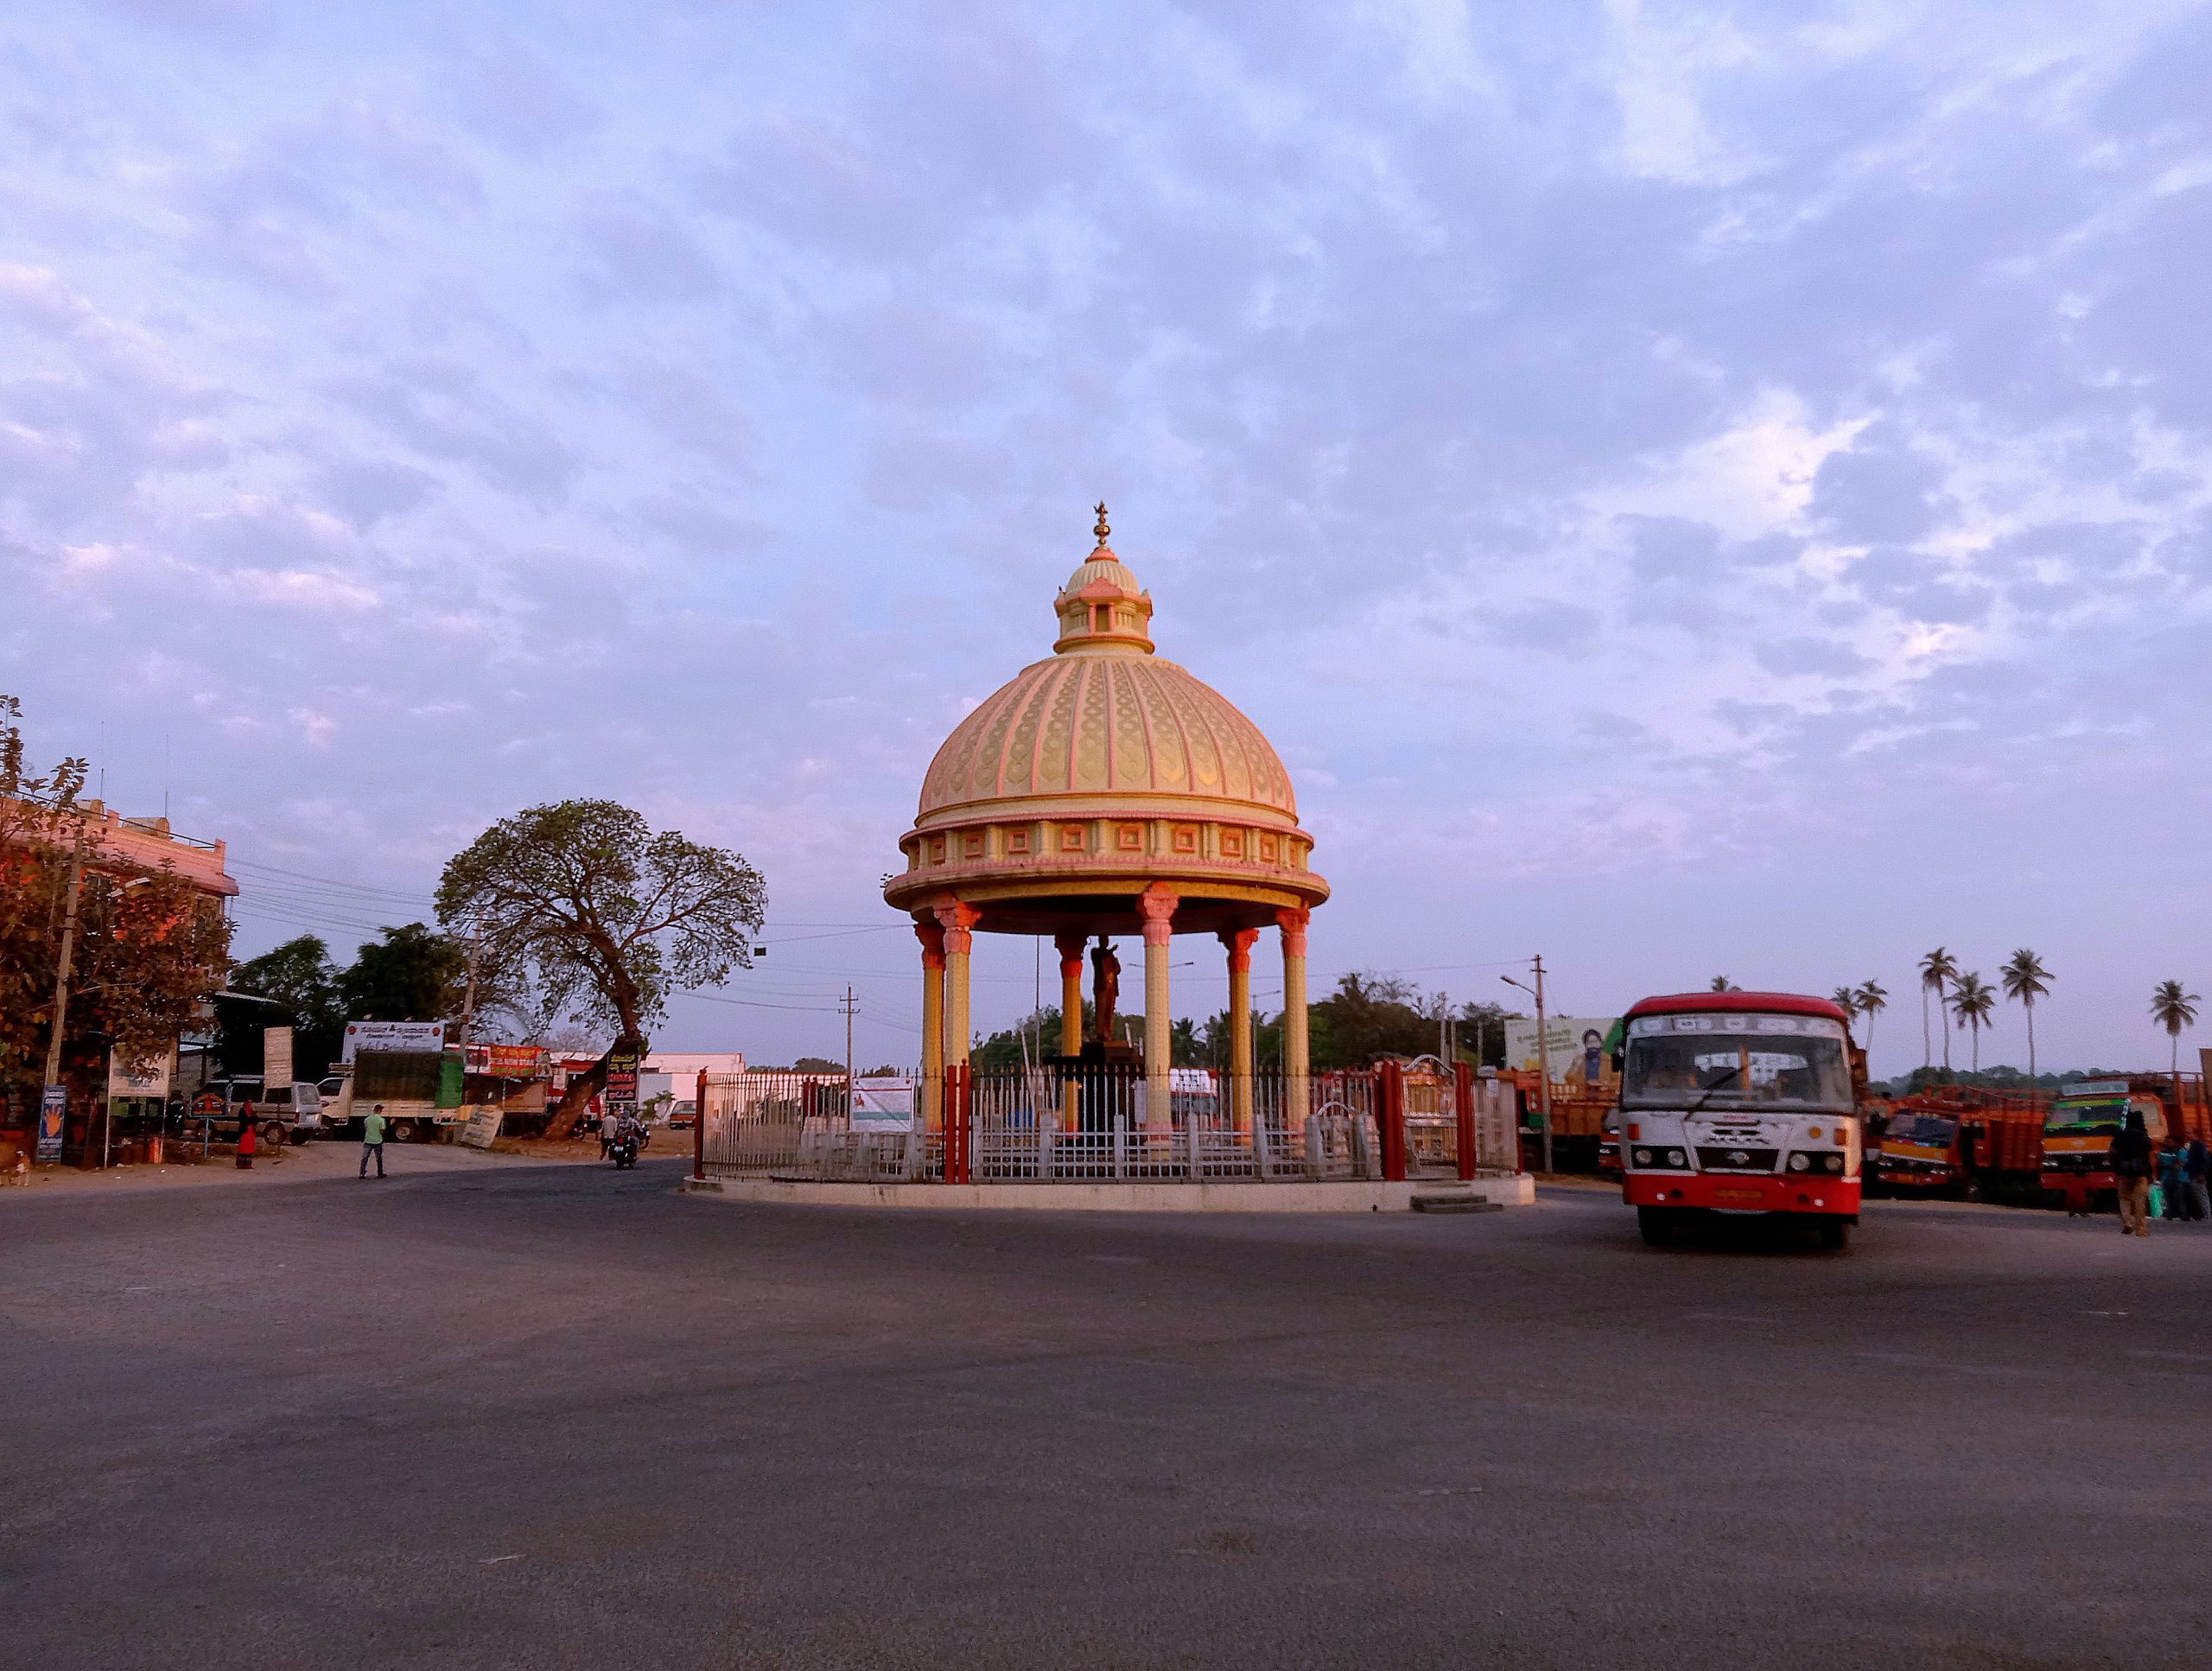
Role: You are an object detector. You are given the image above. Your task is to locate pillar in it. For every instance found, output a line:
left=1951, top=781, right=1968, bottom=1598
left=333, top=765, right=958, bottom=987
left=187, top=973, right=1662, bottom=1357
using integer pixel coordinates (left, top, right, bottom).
left=1138, top=883, right=1177, bottom=1134
left=1219, top=927, right=1258, bottom=1138
left=915, top=919, right=946, bottom=1132
left=1277, top=906, right=1310, bottom=1127
left=935, top=902, right=980, bottom=1072
left=1055, top=931, right=1085, bottom=1130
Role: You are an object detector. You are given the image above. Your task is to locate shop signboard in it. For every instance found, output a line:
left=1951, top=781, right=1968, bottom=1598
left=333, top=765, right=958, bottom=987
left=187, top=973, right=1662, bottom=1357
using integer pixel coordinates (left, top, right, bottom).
left=342, top=1021, right=448, bottom=1063
left=264, top=1025, right=293, bottom=1089
left=604, top=1052, right=639, bottom=1115
left=463, top=1044, right=547, bottom=1079
left=461, top=1107, right=503, bottom=1149
left=38, top=1085, right=66, bottom=1164
left=107, top=1047, right=175, bottom=1100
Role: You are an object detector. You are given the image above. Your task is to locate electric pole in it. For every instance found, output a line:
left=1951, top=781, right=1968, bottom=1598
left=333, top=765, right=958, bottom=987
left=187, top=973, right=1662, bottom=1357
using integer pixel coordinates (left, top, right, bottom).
left=41, top=814, right=86, bottom=1091
left=842, top=986, right=857, bottom=1089
left=457, top=921, right=483, bottom=1047
left=1500, top=954, right=1554, bottom=1174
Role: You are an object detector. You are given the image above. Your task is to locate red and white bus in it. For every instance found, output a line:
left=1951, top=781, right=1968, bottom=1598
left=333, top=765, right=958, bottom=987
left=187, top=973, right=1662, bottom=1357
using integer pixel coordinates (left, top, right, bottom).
left=1617, top=991, right=1861, bottom=1250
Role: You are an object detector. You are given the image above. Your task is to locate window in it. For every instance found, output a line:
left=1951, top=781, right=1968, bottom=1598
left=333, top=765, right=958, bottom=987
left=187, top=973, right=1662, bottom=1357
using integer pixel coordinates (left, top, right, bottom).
left=1173, top=826, right=1197, bottom=854
left=1060, top=825, right=1086, bottom=853
left=929, top=837, right=946, bottom=864
left=1116, top=825, right=1143, bottom=852
left=1259, top=835, right=1278, bottom=862
left=962, top=831, right=984, bottom=859
left=1007, top=827, right=1030, bottom=855
left=1222, top=831, right=1244, bottom=858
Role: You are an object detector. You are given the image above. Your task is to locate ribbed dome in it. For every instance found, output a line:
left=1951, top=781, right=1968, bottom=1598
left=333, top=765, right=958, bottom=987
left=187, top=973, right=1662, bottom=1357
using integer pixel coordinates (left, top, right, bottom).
left=917, top=651, right=1298, bottom=827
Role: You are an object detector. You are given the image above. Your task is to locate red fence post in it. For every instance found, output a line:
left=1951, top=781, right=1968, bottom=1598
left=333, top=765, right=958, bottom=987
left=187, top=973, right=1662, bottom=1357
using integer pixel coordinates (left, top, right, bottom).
left=1453, top=1060, right=1477, bottom=1181
left=1379, top=1060, right=1407, bottom=1182
left=692, top=1070, right=708, bottom=1183
left=944, top=1064, right=970, bottom=1185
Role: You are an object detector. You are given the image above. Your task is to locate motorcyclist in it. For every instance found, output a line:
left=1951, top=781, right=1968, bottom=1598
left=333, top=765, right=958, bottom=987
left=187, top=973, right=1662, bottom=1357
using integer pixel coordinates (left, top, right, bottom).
left=613, top=1109, right=643, bottom=1163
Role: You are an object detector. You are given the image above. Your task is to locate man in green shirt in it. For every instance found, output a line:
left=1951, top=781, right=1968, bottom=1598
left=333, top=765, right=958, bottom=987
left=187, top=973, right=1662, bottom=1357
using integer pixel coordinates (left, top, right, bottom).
left=360, top=1104, right=388, bottom=1179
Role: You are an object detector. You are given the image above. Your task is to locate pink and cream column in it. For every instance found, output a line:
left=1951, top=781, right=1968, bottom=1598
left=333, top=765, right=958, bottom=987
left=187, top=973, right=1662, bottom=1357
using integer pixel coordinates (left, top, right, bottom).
left=935, top=901, right=981, bottom=1077
left=1219, top=927, right=1259, bottom=1137
left=1277, top=906, right=1311, bottom=1123
left=1138, top=883, right=1178, bottom=1134
left=915, top=919, right=946, bottom=1132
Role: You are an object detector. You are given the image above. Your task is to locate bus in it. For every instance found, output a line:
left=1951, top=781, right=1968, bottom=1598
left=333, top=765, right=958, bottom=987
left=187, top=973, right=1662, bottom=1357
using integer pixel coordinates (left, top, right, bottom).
left=1617, top=991, right=1861, bottom=1250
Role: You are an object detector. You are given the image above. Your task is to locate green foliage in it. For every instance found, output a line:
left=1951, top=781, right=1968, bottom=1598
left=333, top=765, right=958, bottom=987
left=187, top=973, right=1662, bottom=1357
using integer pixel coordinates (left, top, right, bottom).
left=435, top=798, right=766, bottom=1047
left=227, top=935, right=346, bottom=1079
left=339, top=923, right=467, bottom=1026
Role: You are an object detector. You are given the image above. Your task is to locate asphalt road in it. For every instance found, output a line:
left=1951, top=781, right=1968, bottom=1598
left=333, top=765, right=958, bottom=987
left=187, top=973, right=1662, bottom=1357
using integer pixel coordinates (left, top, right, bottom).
left=4, top=1163, right=2209, bottom=1670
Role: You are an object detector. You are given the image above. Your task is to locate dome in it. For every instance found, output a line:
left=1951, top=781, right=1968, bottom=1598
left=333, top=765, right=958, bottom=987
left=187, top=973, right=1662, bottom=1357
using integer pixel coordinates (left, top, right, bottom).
left=915, top=651, right=1298, bottom=829
left=886, top=505, right=1325, bottom=932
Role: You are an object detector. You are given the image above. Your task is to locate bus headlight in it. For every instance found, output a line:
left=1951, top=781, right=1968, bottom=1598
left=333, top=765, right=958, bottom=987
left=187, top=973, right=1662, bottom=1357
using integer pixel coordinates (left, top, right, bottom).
left=1632, top=1147, right=1654, bottom=1167
left=1823, top=1153, right=1846, bottom=1174
left=1788, top=1153, right=1810, bottom=1172
left=1667, top=1148, right=1687, bottom=1168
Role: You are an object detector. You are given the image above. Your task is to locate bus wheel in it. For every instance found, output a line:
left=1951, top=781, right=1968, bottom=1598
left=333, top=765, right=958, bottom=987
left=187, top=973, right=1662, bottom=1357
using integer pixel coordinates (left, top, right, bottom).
left=1818, top=1219, right=1853, bottom=1252
left=1637, top=1207, right=1676, bottom=1248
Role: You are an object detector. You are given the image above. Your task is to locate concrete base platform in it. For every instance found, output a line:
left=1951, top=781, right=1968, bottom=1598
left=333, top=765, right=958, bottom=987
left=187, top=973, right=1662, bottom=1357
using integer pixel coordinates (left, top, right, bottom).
left=681, top=1174, right=1536, bottom=1212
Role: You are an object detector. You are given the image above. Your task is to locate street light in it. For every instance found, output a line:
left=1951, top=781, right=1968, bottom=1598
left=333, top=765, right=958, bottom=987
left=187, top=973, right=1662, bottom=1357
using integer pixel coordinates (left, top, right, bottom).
left=1501, top=956, right=1552, bottom=1174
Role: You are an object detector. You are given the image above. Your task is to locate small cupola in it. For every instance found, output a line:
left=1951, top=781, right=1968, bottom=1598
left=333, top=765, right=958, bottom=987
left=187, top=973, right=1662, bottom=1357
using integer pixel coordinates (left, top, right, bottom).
left=1052, top=503, right=1155, bottom=655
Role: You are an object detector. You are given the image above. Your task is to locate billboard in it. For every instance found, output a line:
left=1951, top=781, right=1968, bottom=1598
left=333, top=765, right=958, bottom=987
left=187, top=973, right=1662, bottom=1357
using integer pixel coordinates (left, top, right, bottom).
left=463, top=1044, right=549, bottom=1079
left=851, top=1076, right=914, bottom=1130
left=342, top=1021, right=448, bottom=1063
left=264, top=1026, right=293, bottom=1089
left=1503, top=1016, right=1622, bottom=1089
left=107, top=1047, right=176, bottom=1100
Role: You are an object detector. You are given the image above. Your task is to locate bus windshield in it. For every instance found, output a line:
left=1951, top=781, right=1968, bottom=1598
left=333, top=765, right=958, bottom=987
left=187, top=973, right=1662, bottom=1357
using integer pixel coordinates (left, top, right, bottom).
left=1886, top=1115, right=1955, bottom=1146
left=2047, top=1099, right=2128, bottom=1134
left=1623, top=1013, right=1853, bottom=1112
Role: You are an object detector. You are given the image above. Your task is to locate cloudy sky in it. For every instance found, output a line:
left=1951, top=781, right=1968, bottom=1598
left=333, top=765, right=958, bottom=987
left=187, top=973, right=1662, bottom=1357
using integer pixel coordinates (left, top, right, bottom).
left=5, top=1, right=2208, bottom=1077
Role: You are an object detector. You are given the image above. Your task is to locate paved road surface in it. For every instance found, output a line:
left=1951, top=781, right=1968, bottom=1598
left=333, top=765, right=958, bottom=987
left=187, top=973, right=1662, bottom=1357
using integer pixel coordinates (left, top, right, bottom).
left=4, top=1163, right=2208, bottom=1669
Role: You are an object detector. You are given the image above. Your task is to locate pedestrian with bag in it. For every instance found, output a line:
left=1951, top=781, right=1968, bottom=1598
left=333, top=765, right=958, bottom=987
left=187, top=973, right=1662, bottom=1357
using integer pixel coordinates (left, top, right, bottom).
left=360, top=1102, right=388, bottom=1179
left=2110, top=1109, right=2155, bottom=1236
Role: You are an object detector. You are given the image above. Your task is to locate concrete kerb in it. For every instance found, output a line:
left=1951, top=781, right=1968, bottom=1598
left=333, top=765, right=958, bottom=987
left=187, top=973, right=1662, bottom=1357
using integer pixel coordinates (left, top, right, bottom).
left=680, top=1175, right=1536, bottom=1212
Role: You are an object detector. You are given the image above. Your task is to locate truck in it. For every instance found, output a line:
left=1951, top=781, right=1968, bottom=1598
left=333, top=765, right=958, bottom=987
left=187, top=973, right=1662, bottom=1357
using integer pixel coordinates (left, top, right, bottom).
left=2039, top=1077, right=2186, bottom=1216
left=1872, top=1087, right=2048, bottom=1201
left=1616, top=990, right=1861, bottom=1250
left=325, top=1022, right=465, bottom=1142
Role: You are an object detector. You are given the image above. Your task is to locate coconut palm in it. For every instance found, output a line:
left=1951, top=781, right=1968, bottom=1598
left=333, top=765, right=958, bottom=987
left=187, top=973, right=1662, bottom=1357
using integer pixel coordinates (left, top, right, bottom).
left=1709, top=975, right=1738, bottom=992
left=1918, top=948, right=1958, bottom=1071
left=1831, top=987, right=1859, bottom=1019
left=1855, top=980, right=1888, bottom=1053
left=1948, top=972, right=1996, bottom=1071
left=2150, top=980, right=2201, bottom=1075
left=1999, top=950, right=2052, bottom=1078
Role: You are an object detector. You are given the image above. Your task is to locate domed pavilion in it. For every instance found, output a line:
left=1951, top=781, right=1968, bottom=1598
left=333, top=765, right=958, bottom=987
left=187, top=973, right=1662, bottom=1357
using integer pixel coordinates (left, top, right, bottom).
left=885, top=506, right=1328, bottom=1138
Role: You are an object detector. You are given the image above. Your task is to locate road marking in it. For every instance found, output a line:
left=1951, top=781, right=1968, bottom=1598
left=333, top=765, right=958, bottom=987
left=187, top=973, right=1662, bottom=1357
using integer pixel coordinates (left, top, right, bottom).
left=480, top=1554, right=524, bottom=1566
left=1414, top=1486, right=1484, bottom=1496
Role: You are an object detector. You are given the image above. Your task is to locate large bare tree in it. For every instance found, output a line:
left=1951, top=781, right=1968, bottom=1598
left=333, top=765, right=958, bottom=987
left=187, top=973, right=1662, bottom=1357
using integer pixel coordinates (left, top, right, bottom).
left=435, top=800, right=765, bottom=1135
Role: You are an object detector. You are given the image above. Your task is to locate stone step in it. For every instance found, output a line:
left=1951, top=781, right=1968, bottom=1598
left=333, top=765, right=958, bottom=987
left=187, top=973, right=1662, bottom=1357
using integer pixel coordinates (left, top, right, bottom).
left=1411, top=1191, right=1504, bottom=1214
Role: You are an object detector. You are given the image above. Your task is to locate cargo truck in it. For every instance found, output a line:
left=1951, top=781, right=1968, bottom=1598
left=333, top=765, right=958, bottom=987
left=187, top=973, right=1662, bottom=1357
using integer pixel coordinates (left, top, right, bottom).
left=325, top=1021, right=465, bottom=1142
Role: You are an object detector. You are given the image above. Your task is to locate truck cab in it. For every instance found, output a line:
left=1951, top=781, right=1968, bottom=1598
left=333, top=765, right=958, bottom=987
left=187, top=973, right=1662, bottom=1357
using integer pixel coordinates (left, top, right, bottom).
left=1617, top=991, right=1861, bottom=1249
left=2042, top=1082, right=2164, bottom=1216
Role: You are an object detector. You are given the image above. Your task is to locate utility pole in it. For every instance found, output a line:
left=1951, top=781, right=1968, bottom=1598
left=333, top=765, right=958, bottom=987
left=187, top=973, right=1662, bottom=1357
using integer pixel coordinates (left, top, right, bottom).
left=457, top=921, right=483, bottom=1046
left=1500, top=954, right=1554, bottom=1174
left=42, top=814, right=86, bottom=1091
left=842, top=985, right=857, bottom=1089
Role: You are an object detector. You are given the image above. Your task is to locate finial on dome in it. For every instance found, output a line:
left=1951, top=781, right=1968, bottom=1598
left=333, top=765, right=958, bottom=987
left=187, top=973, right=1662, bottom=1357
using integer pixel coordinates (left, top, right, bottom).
left=1093, top=502, right=1109, bottom=547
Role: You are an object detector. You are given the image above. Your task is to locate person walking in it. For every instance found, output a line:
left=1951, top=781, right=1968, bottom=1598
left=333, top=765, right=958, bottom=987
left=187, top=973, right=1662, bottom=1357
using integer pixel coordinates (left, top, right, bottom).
left=360, top=1103, right=388, bottom=1179
left=600, top=1106, right=618, bottom=1160
left=2183, top=1134, right=2210, bottom=1223
left=2110, top=1109, right=2154, bottom=1236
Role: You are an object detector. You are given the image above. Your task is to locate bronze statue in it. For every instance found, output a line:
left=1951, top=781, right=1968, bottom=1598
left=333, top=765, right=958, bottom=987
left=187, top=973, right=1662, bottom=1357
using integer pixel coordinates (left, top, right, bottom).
left=1090, top=936, right=1121, bottom=1045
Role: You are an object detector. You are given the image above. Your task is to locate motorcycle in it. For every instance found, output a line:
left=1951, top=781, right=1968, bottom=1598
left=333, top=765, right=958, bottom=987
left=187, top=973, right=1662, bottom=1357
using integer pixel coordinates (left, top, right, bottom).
left=610, top=1121, right=642, bottom=1169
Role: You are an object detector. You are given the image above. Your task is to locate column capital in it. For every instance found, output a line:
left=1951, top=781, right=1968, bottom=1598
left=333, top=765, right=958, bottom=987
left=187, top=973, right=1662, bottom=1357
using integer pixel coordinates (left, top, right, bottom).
left=1217, top=926, right=1260, bottom=973
left=934, top=899, right=982, bottom=956
left=1274, top=905, right=1309, bottom=958
left=1053, top=931, right=1088, bottom=977
left=1137, top=881, right=1178, bottom=947
left=914, top=918, right=947, bottom=969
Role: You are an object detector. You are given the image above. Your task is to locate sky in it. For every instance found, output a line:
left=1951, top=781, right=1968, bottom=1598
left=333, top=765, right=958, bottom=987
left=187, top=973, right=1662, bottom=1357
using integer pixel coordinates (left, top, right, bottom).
left=3, top=0, right=2209, bottom=1079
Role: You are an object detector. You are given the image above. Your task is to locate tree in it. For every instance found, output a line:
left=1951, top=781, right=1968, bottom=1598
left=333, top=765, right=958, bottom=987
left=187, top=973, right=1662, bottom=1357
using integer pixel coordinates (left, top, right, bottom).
left=1830, top=987, right=1860, bottom=1020
left=1999, top=950, right=2052, bottom=1078
left=229, top=935, right=346, bottom=1080
left=1918, top=947, right=1957, bottom=1071
left=1948, top=972, right=1996, bottom=1071
left=435, top=800, right=766, bottom=1134
left=338, top=923, right=469, bottom=1025
left=1709, top=975, right=1738, bottom=992
left=2150, top=980, right=2200, bottom=1076
left=1855, top=980, right=1887, bottom=1053
left=1, top=696, right=230, bottom=1107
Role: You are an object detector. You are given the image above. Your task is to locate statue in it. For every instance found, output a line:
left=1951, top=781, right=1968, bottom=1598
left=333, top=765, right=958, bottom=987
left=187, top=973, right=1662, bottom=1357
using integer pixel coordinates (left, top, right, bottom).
left=1090, top=936, right=1122, bottom=1046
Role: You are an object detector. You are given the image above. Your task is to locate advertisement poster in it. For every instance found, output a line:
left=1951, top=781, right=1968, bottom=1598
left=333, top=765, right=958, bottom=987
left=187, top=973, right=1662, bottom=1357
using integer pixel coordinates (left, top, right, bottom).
left=850, top=1076, right=915, bottom=1130
left=38, top=1085, right=66, bottom=1164
left=107, top=1047, right=175, bottom=1100
left=463, top=1044, right=547, bottom=1078
left=1503, top=1016, right=1623, bottom=1088
left=461, top=1107, right=503, bottom=1149
left=341, top=1020, right=448, bottom=1063
left=264, top=1025, right=294, bottom=1090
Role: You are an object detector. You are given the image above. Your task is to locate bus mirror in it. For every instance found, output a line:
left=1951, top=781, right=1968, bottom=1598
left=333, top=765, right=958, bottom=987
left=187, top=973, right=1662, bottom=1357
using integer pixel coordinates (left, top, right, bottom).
left=1610, top=1051, right=1624, bottom=1074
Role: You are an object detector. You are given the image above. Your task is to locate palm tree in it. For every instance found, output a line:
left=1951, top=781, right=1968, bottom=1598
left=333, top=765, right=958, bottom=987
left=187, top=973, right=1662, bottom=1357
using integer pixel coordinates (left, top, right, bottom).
left=1831, top=986, right=1859, bottom=1019
left=2150, top=980, right=2201, bottom=1075
left=1919, top=947, right=1958, bottom=1071
left=1709, top=975, right=1738, bottom=992
left=1948, top=972, right=1996, bottom=1071
left=1999, top=950, right=2052, bottom=1078
left=1855, top=980, right=1888, bottom=1053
